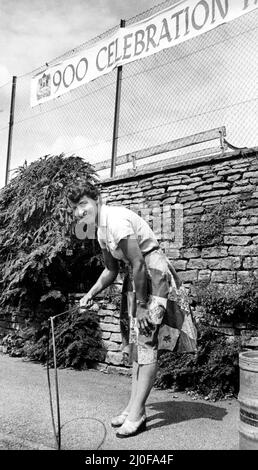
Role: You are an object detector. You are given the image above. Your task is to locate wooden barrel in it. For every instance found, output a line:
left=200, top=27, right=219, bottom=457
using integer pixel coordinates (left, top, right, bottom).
left=238, top=351, right=258, bottom=450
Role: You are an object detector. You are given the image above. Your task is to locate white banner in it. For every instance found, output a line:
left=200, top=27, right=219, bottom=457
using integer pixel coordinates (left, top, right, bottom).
left=31, top=0, right=258, bottom=107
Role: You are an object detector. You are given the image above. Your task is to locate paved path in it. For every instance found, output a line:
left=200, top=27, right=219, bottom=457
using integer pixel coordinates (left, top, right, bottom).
left=0, top=354, right=239, bottom=451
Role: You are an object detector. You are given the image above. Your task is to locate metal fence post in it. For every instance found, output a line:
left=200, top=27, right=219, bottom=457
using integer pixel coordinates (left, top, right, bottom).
left=5, top=76, right=17, bottom=186
left=110, top=19, right=125, bottom=178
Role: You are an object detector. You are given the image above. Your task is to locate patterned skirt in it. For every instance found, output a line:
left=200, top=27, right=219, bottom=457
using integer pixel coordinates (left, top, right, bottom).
left=120, top=248, right=197, bottom=365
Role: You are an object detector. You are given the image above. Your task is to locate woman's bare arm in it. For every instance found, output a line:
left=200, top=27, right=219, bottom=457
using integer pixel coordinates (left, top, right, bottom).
left=80, top=249, right=119, bottom=311
left=88, top=249, right=119, bottom=298
left=118, top=236, right=148, bottom=304
left=118, top=236, right=152, bottom=334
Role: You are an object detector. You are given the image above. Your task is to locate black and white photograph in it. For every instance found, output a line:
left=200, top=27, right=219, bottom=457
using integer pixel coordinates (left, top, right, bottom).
left=0, top=0, right=258, bottom=461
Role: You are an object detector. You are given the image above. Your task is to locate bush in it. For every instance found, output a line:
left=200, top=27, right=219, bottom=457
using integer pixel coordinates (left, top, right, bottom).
left=193, top=280, right=258, bottom=326
left=156, top=324, right=240, bottom=400
left=0, top=154, right=102, bottom=311
left=12, top=308, right=105, bottom=369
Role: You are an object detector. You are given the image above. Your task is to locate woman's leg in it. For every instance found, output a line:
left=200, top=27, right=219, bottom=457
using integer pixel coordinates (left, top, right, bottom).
left=126, top=360, right=157, bottom=421
left=123, top=361, right=139, bottom=413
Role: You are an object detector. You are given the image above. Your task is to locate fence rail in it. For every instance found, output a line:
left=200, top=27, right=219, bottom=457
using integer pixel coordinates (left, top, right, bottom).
left=95, top=126, right=227, bottom=172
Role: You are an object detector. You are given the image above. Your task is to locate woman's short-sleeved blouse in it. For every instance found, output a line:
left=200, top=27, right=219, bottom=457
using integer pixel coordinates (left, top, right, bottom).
left=97, top=204, right=159, bottom=261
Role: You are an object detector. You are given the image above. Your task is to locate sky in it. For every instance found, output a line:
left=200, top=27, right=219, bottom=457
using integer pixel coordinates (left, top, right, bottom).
left=0, top=0, right=164, bottom=187
left=0, top=0, right=257, bottom=189
left=0, top=0, right=161, bottom=80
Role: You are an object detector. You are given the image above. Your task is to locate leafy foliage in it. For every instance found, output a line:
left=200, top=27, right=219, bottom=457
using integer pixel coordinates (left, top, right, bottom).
left=3, top=308, right=105, bottom=369
left=156, top=324, right=240, bottom=400
left=0, top=154, right=103, bottom=311
left=184, top=201, right=242, bottom=247
left=193, top=279, right=258, bottom=326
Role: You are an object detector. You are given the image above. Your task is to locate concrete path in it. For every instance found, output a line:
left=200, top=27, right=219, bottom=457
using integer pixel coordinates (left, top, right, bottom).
left=0, top=354, right=239, bottom=451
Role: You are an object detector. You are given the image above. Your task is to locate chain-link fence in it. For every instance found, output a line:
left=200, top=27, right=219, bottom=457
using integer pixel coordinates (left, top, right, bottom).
left=0, top=0, right=258, bottom=185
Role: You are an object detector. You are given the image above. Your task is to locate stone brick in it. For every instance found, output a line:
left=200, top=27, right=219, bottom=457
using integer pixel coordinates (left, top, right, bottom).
left=105, top=351, right=124, bottom=366
left=99, top=322, right=121, bottom=332
left=187, top=259, right=208, bottom=269
left=202, top=197, right=222, bottom=206
left=172, top=260, right=188, bottom=270
left=180, top=190, right=195, bottom=197
left=235, top=179, right=251, bottom=186
left=202, top=173, right=216, bottom=179
left=225, top=218, right=239, bottom=226
left=195, top=185, right=213, bottom=192
left=180, top=194, right=199, bottom=203
left=213, top=182, right=231, bottom=189
left=97, top=309, right=108, bottom=317
left=238, top=217, right=258, bottom=225
left=243, top=170, right=258, bottom=178
left=129, top=198, right=146, bottom=205
left=217, top=168, right=245, bottom=176
left=166, top=249, right=181, bottom=259
left=161, top=197, right=177, bottom=205
left=184, top=207, right=204, bottom=215
left=187, top=181, right=204, bottom=190
left=202, top=247, right=228, bottom=258
left=182, top=248, right=201, bottom=258
left=114, top=194, right=129, bottom=201
left=224, top=236, right=251, bottom=245
left=182, top=176, right=202, bottom=183
left=231, top=159, right=250, bottom=167
left=200, top=190, right=230, bottom=198
left=103, top=316, right=119, bottom=324
left=237, top=271, right=252, bottom=283
left=224, top=225, right=258, bottom=235
left=198, top=270, right=211, bottom=282
left=178, top=270, right=198, bottom=282
left=231, top=185, right=254, bottom=194
left=215, top=162, right=231, bottom=170
left=167, top=185, right=189, bottom=191
left=100, top=331, right=111, bottom=340
left=110, top=333, right=122, bottom=342
left=252, top=236, right=258, bottom=244
left=104, top=304, right=118, bottom=311
left=227, top=174, right=241, bottom=182
left=244, top=208, right=258, bottom=216
left=228, top=245, right=258, bottom=256
left=220, top=195, right=239, bottom=203
left=166, top=179, right=183, bottom=187
left=102, top=340, right=121, bottom=352
left=206, top=257, right=241, bottom=270
left=243, top=199, right=258, bottom=208
left=183, top=201, right=203, bottom=209
left=243, top=257, right=258, bottom=269
left=211, top=271, right=236, bottom=283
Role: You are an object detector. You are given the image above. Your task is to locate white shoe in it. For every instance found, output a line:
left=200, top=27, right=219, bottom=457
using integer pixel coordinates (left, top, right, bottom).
left=111, top=411, right=129, bottom=428
left=116, top=414, right=147, bottom=438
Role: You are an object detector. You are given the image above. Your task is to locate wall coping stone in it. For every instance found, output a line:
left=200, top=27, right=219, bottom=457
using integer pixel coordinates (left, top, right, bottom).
left=99, top=148, right=258, bottom=186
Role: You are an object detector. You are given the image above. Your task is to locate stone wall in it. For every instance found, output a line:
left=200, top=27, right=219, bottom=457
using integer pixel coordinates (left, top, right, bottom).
left=1, top=148, right=258, bottom=371
left=99, top=148, right=258, bottom=289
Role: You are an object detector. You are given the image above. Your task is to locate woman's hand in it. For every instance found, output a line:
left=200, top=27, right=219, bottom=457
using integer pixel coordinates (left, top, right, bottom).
left=137, top=304, right=153, bottom=336
left=79, top=293, right=94, bottom=312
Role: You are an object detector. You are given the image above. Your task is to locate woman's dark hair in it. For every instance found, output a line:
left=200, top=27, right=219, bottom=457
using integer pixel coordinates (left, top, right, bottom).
left=67, top=183, right=100, bottom=204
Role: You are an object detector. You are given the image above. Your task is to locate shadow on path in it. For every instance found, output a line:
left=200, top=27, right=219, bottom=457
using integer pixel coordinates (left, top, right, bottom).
left=147, top=400, right=227, bottom=430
